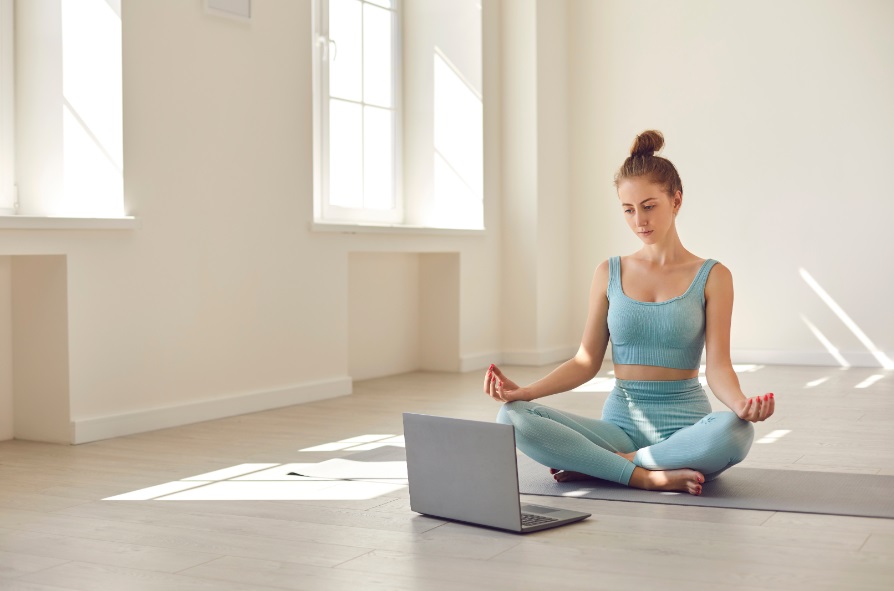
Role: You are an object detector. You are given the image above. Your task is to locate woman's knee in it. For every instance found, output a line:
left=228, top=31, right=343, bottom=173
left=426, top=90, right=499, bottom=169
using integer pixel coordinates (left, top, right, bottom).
left=495, top=400, right=532, bottom=425
left=701, top=411, right=754, bottom=459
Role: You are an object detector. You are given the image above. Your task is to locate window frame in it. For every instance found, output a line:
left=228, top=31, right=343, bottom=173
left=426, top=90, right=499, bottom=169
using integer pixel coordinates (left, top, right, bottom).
left=313, top=0, right=404, bottom=225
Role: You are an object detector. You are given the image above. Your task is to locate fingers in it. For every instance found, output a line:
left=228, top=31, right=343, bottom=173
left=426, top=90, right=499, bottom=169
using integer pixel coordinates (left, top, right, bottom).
left=483, top=364, right=505, bottom=401
left=482, top=364, right=494, bottom=393
left=761, top=393, right=775, bottom=420
left=742, top=393, right=775, bottom=422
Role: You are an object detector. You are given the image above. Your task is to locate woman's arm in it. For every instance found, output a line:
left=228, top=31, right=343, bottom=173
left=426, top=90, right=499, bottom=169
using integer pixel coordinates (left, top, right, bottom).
left=487, top=260, right=611, bottom=402
left=704, top=264, right=775, bottom=421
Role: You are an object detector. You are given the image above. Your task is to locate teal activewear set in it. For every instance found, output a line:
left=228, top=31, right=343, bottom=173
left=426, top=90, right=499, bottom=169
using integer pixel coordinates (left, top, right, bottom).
left=496, top=256, right=754, bottom=485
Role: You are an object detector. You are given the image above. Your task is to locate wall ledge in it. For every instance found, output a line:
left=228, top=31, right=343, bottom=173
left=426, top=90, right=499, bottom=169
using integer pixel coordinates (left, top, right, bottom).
left=311, top=221, right=484, bottom=236
left=0, top=216, right=139, bottom=230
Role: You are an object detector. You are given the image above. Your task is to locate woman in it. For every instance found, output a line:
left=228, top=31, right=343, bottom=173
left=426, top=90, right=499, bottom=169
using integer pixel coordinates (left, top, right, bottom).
left=486, top=130, right=774, bottom=496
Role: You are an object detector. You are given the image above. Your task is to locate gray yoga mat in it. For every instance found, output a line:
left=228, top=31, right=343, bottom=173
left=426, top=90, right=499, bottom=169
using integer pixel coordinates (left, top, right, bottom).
left=516, top=452, right=894, bottom=519
left=346, top=445, right=894, bottom=519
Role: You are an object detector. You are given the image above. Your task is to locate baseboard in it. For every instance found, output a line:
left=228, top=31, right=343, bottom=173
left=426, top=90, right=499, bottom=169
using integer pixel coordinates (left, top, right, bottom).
left=730, top=349, right=893, bottom=368
left=501, top=346, right=577, bottom=367
left=70, top=377, right=353, bottom=445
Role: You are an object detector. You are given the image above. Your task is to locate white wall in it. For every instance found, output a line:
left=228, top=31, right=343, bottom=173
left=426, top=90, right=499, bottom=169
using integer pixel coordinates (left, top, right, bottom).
left=349, top=253, right=421, bottom=381
left=499, top=0, right=577, bottom=364
left=0, top=256, right=11, bottom=440
left=0, top=0, right=504, bottom=443
left=568, top=0, right=894, bottom=367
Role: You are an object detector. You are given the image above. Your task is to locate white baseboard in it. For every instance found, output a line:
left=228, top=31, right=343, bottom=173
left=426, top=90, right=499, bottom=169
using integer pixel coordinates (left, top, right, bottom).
left=501, top=346, right=577, bottom=367
left=70, top=377, right=353, bottom=445
left=730, top=349, right=892, bottom=368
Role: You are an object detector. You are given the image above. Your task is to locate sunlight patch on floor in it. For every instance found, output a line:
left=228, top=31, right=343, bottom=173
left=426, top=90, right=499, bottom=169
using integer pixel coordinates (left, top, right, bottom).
left=756, top=429, right=791, bottom=444
left=855, top=375, right=884, bottom=389
left=104, top=457, right=409, bottom=501
left=806, top=377, right=830, bottom=388
left=299, top=434, right=399, bottom=452
left=572, top=377, right=616, bottom=392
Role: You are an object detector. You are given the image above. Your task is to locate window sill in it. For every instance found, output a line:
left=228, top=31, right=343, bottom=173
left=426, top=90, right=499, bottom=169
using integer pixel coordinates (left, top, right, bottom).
left=310, top=221, right=485, bottom=236
left=0, top=215, right=140, bottom=230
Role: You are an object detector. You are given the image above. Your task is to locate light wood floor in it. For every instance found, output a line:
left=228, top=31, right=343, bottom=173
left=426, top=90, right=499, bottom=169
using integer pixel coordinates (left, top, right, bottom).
left=1, top=364, right=893, bottom=590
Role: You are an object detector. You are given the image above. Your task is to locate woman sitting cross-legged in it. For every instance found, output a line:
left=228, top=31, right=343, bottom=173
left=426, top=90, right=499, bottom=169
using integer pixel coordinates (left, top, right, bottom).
left=486, top=130, right=774, bottom=496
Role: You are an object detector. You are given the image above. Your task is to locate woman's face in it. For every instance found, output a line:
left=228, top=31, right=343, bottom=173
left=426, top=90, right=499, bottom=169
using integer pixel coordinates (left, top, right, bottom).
left=617, top=178, right=681, bottom=244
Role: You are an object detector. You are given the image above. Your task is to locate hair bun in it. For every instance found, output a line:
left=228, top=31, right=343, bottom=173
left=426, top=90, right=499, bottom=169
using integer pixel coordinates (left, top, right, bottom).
left=630, top=130, right=664, bottom=158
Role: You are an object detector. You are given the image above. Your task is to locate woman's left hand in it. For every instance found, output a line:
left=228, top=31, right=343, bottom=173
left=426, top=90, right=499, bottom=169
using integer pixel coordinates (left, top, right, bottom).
left=735, top=393, right=775, bottom=422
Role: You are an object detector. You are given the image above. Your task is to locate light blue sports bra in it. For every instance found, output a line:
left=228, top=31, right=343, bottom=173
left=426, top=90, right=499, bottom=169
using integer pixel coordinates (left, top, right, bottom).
left=606, top=256, right=719, bottom=370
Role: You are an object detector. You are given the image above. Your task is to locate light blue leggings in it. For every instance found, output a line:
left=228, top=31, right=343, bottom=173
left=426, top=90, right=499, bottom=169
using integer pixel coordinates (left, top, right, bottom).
left=496, top=378, right=754, bottom=486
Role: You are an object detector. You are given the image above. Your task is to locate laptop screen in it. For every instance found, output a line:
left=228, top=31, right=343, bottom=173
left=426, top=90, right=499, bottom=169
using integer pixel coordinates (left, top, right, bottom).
left=403, top=413, right=523, bottom=530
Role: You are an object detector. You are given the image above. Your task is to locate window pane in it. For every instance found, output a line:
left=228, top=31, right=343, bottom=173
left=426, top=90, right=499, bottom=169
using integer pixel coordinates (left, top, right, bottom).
left=363, top=3, right=392, bottom=108
left=329, top=0, right=362, bottom=102
left=329, top=99, right=363, bottom=208
left=363, top=106, right=393, bottom=210
left=365, top=0, right=392, bottom=9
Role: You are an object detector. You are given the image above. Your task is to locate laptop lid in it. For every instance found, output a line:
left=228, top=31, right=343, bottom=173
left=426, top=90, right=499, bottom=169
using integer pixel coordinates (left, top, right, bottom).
left=403, top=413, right=523, bottom=531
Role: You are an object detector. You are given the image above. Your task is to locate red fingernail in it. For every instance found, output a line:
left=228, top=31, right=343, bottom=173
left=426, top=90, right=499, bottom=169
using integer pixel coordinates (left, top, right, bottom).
left=499, top=381, right=503, bottom=387
left=489, top=364, right=495, bottom=370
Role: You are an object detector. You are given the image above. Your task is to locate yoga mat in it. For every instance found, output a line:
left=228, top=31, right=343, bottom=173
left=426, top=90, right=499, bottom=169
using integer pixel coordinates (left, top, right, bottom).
left=343, top=444, right=894, bottom=519
left=516, top=452, right=894, bottom=519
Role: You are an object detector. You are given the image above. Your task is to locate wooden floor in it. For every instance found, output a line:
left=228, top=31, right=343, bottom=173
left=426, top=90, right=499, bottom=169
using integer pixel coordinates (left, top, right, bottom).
left=1, top=364, right=893, bottom=590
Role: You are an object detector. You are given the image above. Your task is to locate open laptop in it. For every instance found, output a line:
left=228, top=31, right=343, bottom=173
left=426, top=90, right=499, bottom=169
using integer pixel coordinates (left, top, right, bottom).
left=402, top=413, right=591, bottom=533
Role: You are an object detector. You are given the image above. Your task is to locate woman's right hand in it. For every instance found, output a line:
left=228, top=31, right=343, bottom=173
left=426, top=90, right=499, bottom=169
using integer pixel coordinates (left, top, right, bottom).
left=483, top=364, right=530, bottom=403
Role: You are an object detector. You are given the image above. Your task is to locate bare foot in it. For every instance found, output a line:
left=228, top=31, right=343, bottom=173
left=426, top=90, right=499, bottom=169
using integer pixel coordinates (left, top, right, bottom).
left=628, top=466, right=704, bottom=495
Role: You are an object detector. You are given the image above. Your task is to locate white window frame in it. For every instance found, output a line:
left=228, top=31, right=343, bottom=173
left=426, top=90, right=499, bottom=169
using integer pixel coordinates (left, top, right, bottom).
left=0, top=0, right=15, bottom=214
left=313, top=0, right=403, bottom=225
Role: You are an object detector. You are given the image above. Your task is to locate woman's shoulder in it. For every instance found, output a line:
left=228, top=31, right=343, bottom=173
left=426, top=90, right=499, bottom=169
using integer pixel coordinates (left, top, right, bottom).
left=704, top=260, right=733, bottom=293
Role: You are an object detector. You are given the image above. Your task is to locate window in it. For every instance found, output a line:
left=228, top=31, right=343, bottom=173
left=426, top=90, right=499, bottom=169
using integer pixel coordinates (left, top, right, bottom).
left=3, top=0, right=123, bottom=219
left=313, top=0, right=484, bottom=231
left=314, top=0, right=402, bottom=224
left=0, top=0, right=14, bottom=214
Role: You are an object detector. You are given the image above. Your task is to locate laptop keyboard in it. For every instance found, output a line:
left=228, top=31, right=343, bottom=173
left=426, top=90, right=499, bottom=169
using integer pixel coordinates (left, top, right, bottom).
left=521, top=513, right=559, bottom=527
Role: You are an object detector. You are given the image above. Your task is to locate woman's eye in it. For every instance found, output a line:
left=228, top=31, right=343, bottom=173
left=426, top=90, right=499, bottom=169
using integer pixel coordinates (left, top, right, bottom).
left=624, top=209, right=633, bottom=214
left=644, top=205, right=654, bottom=210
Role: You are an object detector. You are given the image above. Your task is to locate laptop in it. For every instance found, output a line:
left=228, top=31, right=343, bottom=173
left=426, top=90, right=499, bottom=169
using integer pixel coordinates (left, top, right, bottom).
left=402, top=412, right=591, bottom=533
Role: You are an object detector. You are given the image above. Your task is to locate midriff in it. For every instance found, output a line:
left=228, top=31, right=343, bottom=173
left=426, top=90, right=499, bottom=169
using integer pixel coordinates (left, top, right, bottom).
left=613, top=364, right=699, bottom=381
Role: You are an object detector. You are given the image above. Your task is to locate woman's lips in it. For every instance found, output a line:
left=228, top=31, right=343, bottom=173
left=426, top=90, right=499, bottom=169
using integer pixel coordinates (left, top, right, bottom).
left=639, top=230, right=653, bottom=236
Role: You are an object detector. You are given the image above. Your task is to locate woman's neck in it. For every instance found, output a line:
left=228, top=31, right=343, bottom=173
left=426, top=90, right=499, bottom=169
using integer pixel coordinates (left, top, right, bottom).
left=635, top=235, right=692, bottom=266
